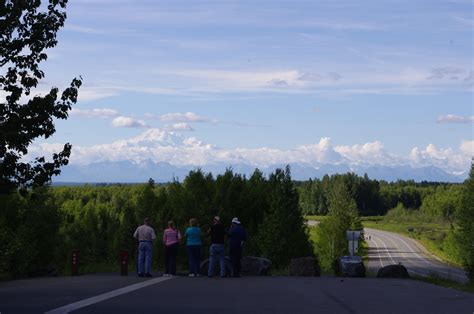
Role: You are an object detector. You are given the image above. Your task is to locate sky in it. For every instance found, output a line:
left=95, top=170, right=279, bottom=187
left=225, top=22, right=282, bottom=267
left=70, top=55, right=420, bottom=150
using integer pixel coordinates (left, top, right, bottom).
left=24, top=0, right=474, bottom=175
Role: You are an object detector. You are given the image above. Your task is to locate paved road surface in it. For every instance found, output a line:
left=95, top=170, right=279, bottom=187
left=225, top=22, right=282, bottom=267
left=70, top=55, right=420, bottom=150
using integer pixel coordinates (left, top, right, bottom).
left=1, top=274, right=473, bottom=313
left=365, top=227, right=468, bottom=283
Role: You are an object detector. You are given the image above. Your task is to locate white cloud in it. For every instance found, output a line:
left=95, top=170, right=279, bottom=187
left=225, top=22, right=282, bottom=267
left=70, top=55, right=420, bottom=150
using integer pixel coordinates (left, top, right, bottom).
left=409, top=142, right=471, bottom=172
left=452, top=14, right=474, bottom=27
left=437, top=114, right=474, bottom=124
left=77, top=87, right=119, bottom=101
left=164, top=123, right=194, bottom=132
left=71, top=108, right=120, bottom=118
left=427, top=67, right=465, bottom=80
left=158, top=112, right=213, bottom=123
left=64, top=24, right=106, bottom=34
left=296, top=137, right=343, bottom=164
left=460, top=140, right=474, bottom=155
left=151, top=66, right=472, bottom=96
left=27, top=130, right=473, bottom=176
left=167, top=69, right=306, bottom=90
left=335, top=141, right=398, bottom=166
left=267, top=79, right=289, bottom=87
left=112, top=116, right=147, bottom=128
left=38, top=63, right=471, bottom=103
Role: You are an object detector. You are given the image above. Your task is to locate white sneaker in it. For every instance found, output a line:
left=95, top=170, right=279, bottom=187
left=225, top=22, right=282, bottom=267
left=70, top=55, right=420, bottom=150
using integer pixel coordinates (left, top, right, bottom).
left=188, top=274, right=195, bottom=277
left=163, top=273, right=169, bottom=277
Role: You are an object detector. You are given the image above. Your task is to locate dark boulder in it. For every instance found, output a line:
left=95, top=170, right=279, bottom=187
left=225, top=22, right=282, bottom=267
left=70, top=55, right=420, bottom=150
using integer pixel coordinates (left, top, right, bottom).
left=241, top=256, right=272, bottom=276
left=337, top=256, right=366, bottom=277
left=376, top=264, right=410, bottom=279
left=289, top=257, right=321, bottom=277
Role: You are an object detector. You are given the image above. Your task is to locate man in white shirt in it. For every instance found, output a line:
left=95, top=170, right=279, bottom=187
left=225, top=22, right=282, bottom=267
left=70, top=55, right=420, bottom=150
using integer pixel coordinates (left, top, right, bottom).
left=133, top=217, right=157, bottom=277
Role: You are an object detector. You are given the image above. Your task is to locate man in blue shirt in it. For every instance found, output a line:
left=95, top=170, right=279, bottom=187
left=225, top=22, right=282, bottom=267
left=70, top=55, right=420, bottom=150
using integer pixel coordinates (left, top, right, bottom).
left=228, top=217, right=247, bottom=278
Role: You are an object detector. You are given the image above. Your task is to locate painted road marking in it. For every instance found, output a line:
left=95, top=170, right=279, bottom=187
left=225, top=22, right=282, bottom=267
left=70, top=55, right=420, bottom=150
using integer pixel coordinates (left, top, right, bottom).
left=45, top=276, right=174, bottom=314
left=367, top=228, right=467, bottom=281
left=371, top=229, right=430, bottom=276
left=369, top=231, right=427, bottom=277
left=369, top=235, right=385, bottom=268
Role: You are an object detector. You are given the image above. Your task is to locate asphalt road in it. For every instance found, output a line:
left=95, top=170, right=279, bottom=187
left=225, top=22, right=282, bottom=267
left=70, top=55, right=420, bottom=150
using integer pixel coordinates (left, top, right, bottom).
left=365, top=227, right=468, bottom=283
left=1, top=274, right=473, bottom=314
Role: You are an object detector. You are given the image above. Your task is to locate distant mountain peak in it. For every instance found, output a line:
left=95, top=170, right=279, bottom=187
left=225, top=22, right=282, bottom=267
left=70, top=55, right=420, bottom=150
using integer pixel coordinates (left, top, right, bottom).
left=55, top=159, right=466, bottom=183
left=126, top=128, right=183, bottom=147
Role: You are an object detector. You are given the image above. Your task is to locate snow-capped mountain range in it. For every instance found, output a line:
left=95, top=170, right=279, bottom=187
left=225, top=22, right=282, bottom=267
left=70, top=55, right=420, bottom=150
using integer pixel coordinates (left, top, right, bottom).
left=35, top=128, right=469, bottom=183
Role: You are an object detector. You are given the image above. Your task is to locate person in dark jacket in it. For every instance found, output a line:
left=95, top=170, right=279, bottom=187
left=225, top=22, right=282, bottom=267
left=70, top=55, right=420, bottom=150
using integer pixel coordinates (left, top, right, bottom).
left=228, top=217, right=247, bottom=278
left=207, top=216, right=227, bottom=278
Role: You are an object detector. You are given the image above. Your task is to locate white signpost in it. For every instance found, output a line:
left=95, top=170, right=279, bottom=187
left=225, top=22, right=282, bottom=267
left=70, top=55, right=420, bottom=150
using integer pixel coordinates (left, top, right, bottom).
left=346, top=230, right=361, bottom=256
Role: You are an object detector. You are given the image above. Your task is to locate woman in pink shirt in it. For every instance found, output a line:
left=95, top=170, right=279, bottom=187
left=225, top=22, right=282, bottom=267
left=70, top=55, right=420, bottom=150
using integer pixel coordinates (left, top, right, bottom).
left=163, top=220, right=181, bottom=276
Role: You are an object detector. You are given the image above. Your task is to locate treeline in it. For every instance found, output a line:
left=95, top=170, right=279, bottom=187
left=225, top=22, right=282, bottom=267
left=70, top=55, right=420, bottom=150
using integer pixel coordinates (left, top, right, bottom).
left=1, top=165, right=472, bottom=280
left=0, top=167, right=313, bottom=279
left=298, top=173, right=463, bottom=219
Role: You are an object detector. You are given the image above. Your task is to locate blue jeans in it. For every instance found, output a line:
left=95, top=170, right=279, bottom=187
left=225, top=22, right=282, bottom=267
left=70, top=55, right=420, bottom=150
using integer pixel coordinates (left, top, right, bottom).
left=187, top=245, right=201, bottom=275
left=208, top=244, right=225, bottom=277
left=138, top=241, right=153, bottom=274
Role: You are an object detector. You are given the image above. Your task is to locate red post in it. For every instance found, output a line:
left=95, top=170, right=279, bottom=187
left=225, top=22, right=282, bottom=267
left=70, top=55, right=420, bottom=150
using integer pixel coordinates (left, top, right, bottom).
left=71, top=249, right=80, bottom=276
left=120, top=250, right=129, bottom=276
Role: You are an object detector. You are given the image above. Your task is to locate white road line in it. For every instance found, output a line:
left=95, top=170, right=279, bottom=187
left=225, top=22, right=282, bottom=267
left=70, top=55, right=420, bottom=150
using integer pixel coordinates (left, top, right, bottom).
left=368, top=235, right=384, bottom=268
left=371, top=230, right=428, bottom=277
left=373, top=235, right=397, bottom=265
left=379, top=229, right=465, bottom=279
left=368, top=228, right=467, bottom=281
left=370, top=228, right=431, bottom=266
left=45, top=277, right=174, bottom=314
left=373, top=231, right=411, bottom=264
left=378, top=231, right=445, bottom=278
left=369, top=231, right=428, bottom=277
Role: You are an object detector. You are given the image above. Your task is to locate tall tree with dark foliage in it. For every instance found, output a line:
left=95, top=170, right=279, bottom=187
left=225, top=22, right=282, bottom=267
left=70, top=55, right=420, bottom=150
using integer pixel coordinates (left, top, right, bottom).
left=0, top=0, right=81, bottom=193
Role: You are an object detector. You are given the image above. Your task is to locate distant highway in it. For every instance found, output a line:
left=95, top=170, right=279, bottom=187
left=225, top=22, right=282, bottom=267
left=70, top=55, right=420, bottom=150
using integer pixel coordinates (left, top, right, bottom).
left=365, top=228, right=468, bottom=283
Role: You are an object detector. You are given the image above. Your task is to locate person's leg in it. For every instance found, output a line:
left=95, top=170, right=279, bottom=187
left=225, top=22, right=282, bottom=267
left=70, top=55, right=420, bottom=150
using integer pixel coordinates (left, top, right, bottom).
left=138, top=243, right=145, bottom=275
left=164, top=246, right=170, bottom=274
left=235, top=247, right=242, bottom=277
left=218, top=244, right=226, bottom=277
left=189, top=245, right=199, bottom=275
left=145, top=242, right=152, bottom=274
left=187, top=246, right=194, bottom=274
left=170, top=244, right=177, bottom=275
left=229, top=247, right=237, bottom=277
left=208, top=244, right=216, bottom=277
left=194, top=245, right=201, bottom=275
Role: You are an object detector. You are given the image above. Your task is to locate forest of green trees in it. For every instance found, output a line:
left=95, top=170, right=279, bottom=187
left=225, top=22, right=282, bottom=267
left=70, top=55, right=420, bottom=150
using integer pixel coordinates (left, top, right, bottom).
left=298, top=173, right=463, bottom=219
left=0, top=165, right=472, bottom=281
left=0, top=167, right=313, bottom=278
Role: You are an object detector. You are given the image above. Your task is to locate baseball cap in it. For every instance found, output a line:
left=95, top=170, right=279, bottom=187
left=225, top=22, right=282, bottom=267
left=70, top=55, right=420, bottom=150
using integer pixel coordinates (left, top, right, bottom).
left=231, top=217, right=241, bottom=224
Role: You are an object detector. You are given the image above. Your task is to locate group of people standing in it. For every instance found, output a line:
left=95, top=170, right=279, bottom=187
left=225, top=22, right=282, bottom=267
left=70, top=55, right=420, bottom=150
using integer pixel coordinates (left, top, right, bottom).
left=133, top=216, right=247, bottom=278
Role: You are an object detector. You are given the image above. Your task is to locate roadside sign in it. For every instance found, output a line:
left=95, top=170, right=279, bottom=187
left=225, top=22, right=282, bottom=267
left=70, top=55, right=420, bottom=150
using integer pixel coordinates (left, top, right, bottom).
left=346, top=231, right=361, bottom=256
left=346, top=231, right=361, bottom=241
left=348, top=240, right=359, bottom=254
